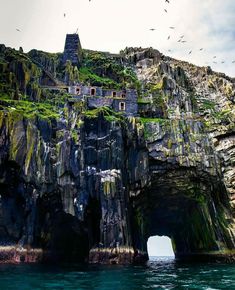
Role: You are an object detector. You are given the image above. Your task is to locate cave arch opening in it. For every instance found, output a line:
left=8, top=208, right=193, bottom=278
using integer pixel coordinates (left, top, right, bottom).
left=132, top=167, right=234, bottom=263
left=147, top=236, right=175, bottom=259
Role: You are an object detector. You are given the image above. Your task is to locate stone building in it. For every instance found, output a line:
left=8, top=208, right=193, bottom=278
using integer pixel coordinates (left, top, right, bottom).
left=63, top=34, right=83, bottom=66
left=68, top=84, right=138, bottom=116
left=62, top=33, right=138, bottom=116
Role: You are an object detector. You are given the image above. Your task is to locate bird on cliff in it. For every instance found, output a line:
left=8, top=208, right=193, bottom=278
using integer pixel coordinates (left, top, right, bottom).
left=16, top=28, right=21, bottom=32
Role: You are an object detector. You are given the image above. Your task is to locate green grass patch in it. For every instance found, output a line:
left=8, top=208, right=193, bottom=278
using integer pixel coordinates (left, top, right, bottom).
left=137, top=98, right=151, bottom=104
left=0, top=94, right=60, bottom=120
left=200, top=99, right=216, bottom=110
left=84, top=106, right=124, bottom=123
left=79, top=67, right=120, bottom=89
left=81, top=50, right=141, bottom=91
left=140, top=117, right=169, bottom=125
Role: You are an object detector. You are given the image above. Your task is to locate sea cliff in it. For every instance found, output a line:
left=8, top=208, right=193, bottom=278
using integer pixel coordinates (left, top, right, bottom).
left=0, top=41, right=234, bottom=264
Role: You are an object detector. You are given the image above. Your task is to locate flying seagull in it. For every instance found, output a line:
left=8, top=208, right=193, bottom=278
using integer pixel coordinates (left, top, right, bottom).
left=16, top=28, right=21, bottom=32
left=167, top=35, right=170, bottom=40
left=64, top=13, right=66, bottom=17
left=169, top=27, right=175, bottom=29
left=180, top=35, right=184, bottom=39
left=181, top=40, right=187, bottom=43
left=221, top=61, right=225, bottom=64
left=213, top=61, right=217, bottom=64
left=149, top=28, right=156, bottom=31
left=188, top=50, right=192, bottom=54
left=168, top=49, right=172, bottom=52
left=199, top=48, right=203, bottom=51
left=213, top=56, right=217, bottom=59
left=232, top=60, right=235, bottom=63
left=164, top=9, right=168, bottom=13
left=165, top=0, right=170, bottom=3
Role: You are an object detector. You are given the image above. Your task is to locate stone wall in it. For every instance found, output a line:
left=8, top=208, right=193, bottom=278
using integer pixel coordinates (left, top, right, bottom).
left=87, top=97, right=113, bottom=109
left=112, top=99, right=138, bottom=116
left=63, top=34, right=82, bottom=66
left=69, top=85, right=103, bottom=96
left=68, top=85, right=138, bottom=116
left=103, top=89, right=126, bottom=98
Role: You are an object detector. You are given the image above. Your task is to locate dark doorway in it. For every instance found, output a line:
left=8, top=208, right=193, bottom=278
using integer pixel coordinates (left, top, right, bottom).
left=76, top=87, right=81, bottom=94
left=90, top=88, right=96, bottom=96
left=119, top=102, right=126, bottom=111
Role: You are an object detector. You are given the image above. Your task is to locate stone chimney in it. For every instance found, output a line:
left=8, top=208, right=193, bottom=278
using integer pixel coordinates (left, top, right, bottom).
left=63, top=34, right=82, bottom=66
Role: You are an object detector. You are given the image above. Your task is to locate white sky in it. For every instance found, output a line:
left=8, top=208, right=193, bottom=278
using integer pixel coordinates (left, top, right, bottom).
left=148, top=236, right=174, bottom=257
left=0, top=0, right=235, bottom=77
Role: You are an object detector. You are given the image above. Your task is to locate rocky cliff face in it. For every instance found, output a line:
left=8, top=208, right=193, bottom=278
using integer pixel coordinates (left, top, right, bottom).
left=0, top=44, right=234, bottom=264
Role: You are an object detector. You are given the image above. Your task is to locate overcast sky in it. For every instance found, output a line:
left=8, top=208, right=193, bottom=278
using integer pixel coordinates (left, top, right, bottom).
left=148, top=236, right=174, bottom=257
left=0, top=0, right=235, bottom=77
left=0, top=0, right=234, bottom=256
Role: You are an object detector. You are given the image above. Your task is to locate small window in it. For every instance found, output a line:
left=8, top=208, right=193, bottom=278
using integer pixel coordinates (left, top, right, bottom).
left=121, top=93, right=126, bottom=99
left=112, top=91, right=117, bottom=98
left=119, top=102, right=126, bottom=111
left=76, top=87, right=81, bottom=94
left=90, top=88, right=96, bottom=96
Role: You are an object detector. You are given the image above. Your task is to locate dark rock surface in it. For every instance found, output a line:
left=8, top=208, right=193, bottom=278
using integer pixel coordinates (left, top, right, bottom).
left=0, top=109, right=234, bottom=264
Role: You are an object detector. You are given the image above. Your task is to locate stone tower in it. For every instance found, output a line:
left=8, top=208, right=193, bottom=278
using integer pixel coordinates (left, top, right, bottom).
left=63, top=34, right=82, bottom=66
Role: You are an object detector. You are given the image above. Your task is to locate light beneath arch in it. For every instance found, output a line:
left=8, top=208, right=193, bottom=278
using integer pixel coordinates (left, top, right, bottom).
left=147, top=236, right=175, bottom=257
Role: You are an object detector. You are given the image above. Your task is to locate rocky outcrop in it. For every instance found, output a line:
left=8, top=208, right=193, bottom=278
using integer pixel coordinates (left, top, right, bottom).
left=0, top=107, right=147, bottom=263
left=0, top=44, right=234, bottom=264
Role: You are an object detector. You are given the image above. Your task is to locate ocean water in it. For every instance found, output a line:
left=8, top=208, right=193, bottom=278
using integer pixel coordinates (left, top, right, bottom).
left=0, top=256, right=234, bottom=290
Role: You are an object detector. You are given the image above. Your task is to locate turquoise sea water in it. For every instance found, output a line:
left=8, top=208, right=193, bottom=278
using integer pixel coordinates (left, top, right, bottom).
left=0, top=257, right=234, bottom=290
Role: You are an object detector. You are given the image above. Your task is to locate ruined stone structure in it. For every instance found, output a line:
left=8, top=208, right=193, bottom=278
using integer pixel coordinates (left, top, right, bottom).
left=63, top=34, right=82, bottom=66
left=68, top=85, right=138, bottom=116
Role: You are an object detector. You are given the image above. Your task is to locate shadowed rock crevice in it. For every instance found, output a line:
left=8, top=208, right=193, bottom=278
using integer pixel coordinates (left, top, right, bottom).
left=84, top=197, right=102, bottom=249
